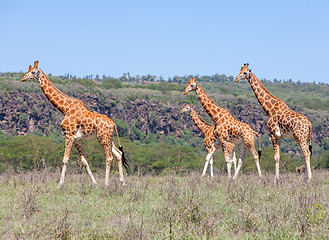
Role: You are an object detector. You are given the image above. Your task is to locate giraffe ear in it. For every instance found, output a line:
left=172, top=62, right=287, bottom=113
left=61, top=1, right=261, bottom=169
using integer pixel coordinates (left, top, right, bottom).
left=29, top=65, right=32, bottom=71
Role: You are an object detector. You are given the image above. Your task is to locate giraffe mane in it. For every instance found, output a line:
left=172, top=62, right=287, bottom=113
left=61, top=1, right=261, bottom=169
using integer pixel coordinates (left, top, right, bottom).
left=190, top=107, right=213, bottom=128
left=251, top=73, right=283, bottom=102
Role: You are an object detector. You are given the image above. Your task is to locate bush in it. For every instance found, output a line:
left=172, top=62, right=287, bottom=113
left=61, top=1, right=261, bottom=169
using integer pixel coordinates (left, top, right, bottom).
left=101, top=79, right=123, bottom=89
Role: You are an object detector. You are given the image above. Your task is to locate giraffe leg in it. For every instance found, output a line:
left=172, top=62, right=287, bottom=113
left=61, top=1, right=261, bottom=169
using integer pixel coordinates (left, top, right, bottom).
left=232, top=151, right=237, bottom=171
left=209, top=156, right=214, bottom=178
left=112, top=145, right=126, bottom=186
left=296, top=140, right=312, bottom=181
left=225, top=143, right=236, bottom=178
left=58, top=138, right=74, bottom=187
left=233, top=144, right=245, bottom=179
left=247, top=142, right=262, bottom=178
left=74, top=141, right=97, bottom=185
left=103, top=143, right=114, bottom=188
left=202, top=153, right=212, bottom=177
left=202, top=145, right=216, bottom=178
left=271, top=135, right=281, bottom=183
left=223, top=150, right=233, bottom=178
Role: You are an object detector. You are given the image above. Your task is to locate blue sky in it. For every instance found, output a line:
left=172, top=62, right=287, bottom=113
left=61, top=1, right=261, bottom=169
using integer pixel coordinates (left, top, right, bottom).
left=1, top=0, right=328, bottom=83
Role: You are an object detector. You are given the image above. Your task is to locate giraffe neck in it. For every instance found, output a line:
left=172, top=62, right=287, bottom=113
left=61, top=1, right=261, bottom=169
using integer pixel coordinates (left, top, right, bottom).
left=38, top=69, right=77, bottom=115
left=189, top=108, right=213, bottom=136
left=195, top=83, right=228, bottom=124
left=248, top=73, right=289, bottom=117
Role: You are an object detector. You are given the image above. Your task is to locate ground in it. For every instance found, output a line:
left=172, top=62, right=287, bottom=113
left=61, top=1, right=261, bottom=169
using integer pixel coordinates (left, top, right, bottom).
left=0, top=170, right=328, bottom=239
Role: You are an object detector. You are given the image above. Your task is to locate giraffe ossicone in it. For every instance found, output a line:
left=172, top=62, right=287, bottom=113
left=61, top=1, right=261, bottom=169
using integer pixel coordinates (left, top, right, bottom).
left=21, top=61, right=129, bottom=187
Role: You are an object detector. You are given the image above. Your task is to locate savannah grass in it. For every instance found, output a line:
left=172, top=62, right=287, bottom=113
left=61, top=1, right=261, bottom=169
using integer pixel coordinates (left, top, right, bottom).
left=1, top=170, right=328, bottom=239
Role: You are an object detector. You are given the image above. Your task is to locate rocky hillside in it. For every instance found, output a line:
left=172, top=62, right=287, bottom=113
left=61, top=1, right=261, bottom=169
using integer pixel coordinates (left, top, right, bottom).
left=0, top=89, right=327, bottom=146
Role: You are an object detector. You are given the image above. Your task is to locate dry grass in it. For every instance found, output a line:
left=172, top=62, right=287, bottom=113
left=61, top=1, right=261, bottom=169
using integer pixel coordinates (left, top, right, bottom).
left=0, top=170, right=328, bottom=239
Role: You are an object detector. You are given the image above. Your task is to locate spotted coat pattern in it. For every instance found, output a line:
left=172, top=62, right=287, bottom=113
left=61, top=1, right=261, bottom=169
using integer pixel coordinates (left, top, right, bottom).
left=235, top=63, right=312, bottom=181
left=180, top=104, right=237, bottom=177
left=183, top=78, right=262, bottom=179
left=21, top=61, right=126, bottom=187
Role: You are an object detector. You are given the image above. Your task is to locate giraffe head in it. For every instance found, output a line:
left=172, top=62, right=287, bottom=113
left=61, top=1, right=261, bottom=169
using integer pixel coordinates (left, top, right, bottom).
left=235, top=63, right=252, bottom=82
left=21, top=61, right=41, bottom=82
left=180, top=104, right=192, bottom=114
left=183, top=77, right=197, bottom=95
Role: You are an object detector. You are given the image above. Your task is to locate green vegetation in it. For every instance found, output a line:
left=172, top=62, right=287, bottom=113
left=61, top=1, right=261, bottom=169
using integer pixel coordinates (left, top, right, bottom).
left=0, top=134, right=328, bottom=175
left=0, top=171, right=328, bottom=239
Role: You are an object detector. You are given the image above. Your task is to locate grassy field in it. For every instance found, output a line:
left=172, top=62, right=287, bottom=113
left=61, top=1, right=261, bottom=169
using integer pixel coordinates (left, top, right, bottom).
left=1, top=170, right=328, bottom=239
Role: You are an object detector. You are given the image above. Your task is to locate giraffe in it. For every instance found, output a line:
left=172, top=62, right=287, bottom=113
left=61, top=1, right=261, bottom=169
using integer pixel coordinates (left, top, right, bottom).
left=180, top=104, right=237, bottom=177
left=21, top=61, right=129, bottom=187
left=235, top=63, right=312, bottom=182
left=184, top=78, right=262, bottom=179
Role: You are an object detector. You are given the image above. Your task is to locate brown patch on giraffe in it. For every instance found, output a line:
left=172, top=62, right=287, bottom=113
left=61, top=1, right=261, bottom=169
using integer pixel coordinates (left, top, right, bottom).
left=71, top=109, right=76, bottom=115
left=265, top=101, right=271, bottom=108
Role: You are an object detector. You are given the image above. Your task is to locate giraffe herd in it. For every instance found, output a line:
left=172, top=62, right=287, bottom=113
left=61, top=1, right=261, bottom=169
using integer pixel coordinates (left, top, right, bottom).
left=21, top=61, right=313, bottom=186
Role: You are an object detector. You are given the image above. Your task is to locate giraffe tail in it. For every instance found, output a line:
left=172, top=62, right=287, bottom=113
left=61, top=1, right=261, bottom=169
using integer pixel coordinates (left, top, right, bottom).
left=308, top=124, right=313, bottom=157
left=254, top=131, right=262, bottom=160
left=114, top=123, right=130, bottom=172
